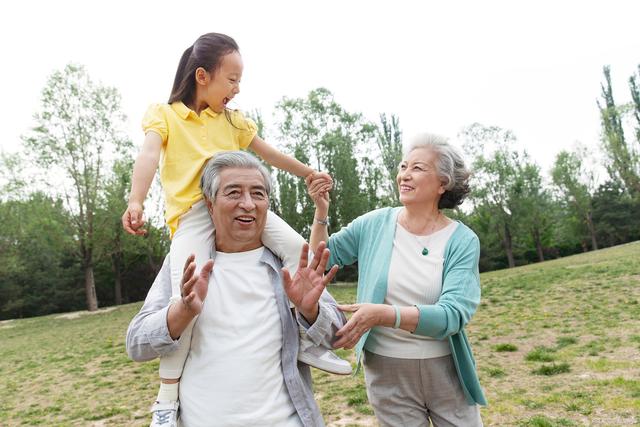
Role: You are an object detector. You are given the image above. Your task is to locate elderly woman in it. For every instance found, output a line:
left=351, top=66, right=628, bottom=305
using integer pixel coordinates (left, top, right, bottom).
left=309, top=133, right=486, bottom=426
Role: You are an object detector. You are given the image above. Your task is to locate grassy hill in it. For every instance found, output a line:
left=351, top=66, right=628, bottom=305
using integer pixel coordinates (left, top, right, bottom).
left=1, top=242, right=639, bottom=426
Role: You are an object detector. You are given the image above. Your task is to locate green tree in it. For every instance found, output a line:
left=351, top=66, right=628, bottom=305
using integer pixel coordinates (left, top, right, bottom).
left=0, top=194, right=78, bottom=319
left=551, top=148, right=599, bottom=250
left=376, top=114, right=403, bottom=203
left=598, top=66, right=640, bottom=195
left=22, top=64, right=131, bottom=311
left=512, top=161, right=554, bottom=262
left=274, top=88, right=381, bottom=234
left=460, top=123, right=523, bottom=268
left=629, top=64, right=640, bottom=182
left=592, top=180, right=640, bottom=247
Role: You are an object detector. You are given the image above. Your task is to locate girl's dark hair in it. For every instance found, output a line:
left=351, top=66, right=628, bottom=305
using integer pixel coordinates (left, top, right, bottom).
left=168, top=33, right=239, bottom=105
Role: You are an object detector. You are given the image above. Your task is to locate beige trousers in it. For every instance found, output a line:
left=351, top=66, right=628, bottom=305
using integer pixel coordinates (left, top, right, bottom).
left=363, top=350, right=483, bottom=427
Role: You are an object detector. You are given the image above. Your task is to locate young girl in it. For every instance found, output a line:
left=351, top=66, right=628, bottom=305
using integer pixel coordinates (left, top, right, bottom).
left=122, top=33, right=351, bottom=427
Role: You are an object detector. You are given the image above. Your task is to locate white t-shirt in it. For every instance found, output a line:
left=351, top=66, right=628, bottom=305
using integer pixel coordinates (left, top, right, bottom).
left=178, top=247, right=301, bottom=427
left=365, top=221, right=458, bottom=359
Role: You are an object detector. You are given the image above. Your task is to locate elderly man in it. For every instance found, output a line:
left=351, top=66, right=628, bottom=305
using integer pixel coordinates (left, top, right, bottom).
left=126, top=151, right=346, bottom=427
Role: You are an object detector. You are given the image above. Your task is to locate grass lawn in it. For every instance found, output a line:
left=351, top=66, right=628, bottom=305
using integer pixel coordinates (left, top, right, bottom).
left=1, top=241, right=639, bottom=426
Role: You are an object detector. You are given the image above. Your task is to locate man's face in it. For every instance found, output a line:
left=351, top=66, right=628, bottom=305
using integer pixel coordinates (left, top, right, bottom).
left=207, top=167, right=269, bottom=253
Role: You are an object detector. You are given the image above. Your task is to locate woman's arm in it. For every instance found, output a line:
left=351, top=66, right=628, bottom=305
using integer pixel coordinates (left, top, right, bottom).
left=309, top=191, right=330, bottom=253
left=413, top=234, right=481, bottom=340
left=122, top=131, right=163, bottom=235
left=333, top=303, right=421, bottom=349
left=249, top=135, right=314, bottom=178
left=307, top=177, right=362, bottom=267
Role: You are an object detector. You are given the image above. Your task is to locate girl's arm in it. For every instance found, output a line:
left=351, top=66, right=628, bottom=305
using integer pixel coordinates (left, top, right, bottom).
left=122, top=131, right=163, bottom=235
left=249, top=135, right=314, bottom=178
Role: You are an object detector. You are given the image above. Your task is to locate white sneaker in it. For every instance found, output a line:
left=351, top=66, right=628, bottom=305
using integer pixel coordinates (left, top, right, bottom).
left=150, top=400, right=178, bottom=427
left=298, top=329, right=352, bottom=375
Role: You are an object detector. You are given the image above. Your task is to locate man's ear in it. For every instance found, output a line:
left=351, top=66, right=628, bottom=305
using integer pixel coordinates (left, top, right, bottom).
left=206, top=198, right=215, bottom=216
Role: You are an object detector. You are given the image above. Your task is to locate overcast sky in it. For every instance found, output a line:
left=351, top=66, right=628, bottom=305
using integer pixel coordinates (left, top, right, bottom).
left=2, top=0, right=639, bottom=176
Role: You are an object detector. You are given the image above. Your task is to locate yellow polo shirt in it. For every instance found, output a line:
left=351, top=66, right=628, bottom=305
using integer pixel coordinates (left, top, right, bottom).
left=142, top=102, right=257, bottom=236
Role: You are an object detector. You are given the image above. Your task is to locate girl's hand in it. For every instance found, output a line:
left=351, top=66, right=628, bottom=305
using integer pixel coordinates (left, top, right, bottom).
left=334, top=303, right=394, bottom=349
left=122, top=202, right=147, bottom=235
left=306, top=174, right=332, bottom=211
left=305, top=171, right=333, bottom=193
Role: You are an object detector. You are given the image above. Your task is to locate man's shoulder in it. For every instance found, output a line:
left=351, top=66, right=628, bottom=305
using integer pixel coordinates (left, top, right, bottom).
left=259, top=247, right=283, bottom=271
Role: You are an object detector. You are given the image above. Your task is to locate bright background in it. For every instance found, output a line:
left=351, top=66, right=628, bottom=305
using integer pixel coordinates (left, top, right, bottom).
left=2, top=0, right=639, bottom=173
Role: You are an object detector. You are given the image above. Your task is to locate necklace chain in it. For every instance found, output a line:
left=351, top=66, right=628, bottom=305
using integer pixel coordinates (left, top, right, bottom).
left=399, top=210, right=443, bottom=256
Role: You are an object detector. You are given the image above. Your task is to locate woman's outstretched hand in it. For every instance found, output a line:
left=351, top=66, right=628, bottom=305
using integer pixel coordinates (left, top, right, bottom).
left=334, top=303, right=394, bottom=349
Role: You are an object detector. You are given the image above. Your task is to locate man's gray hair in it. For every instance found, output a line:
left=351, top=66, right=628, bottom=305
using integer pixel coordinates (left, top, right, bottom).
left=200, top=151, right=272, bottom=200
left=404, top=133, right=471, bottom=209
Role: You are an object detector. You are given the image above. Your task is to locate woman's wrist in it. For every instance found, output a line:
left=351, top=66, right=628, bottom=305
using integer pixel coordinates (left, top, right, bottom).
left=381, top=305, right=397, bottom=328
left=315, top=206, right=329, bottom=219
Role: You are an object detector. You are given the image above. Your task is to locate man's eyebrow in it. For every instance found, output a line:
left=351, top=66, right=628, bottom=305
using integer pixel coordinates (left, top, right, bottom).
left=221, top=184, right=267, bottom=192
left=221, top=184, right=241, bottom=192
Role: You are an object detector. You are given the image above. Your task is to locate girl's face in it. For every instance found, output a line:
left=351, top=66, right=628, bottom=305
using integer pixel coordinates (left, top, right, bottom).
left=396, top=148, right=446, bottom=207
left=200, top=51, right=243, bottom=113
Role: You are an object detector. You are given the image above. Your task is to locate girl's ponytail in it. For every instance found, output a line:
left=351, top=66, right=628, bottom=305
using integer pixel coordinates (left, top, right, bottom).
left=167, top=33, right=239, bottom=106
left=168, top=45, right=194, bottom=104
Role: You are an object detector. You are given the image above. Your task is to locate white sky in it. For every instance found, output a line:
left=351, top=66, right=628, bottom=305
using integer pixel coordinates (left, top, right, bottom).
left=2, top=0, right=639, bottom=176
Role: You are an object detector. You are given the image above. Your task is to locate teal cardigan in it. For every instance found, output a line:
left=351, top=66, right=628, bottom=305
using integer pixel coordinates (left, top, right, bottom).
left=327, top=207, right=487, bottom=406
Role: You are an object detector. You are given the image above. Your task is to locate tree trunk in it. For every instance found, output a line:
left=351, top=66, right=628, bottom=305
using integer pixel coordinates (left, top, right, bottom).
left=586, top=212, right=599, bottom=250
left=84, top=263, right=98, bottom=311
left=503, top=224, right=516, bottom=268
left=112, top=253, right=123, bottom=305
left=533, top=229, right=545, bottom=262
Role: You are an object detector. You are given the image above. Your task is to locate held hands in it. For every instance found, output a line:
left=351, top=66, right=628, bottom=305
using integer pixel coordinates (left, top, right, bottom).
left=334, top=303, right=395, bottom=349
left=306, top=172, right=331, bottom=212
left=179, top=254, right=214, bottom=316
left=122, top=202, right=147, bottom=235
left=282, top=241, right=339, bottom=323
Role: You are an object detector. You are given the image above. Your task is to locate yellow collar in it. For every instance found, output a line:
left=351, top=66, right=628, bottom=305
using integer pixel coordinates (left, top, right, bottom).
left=171, top=101, right=220, bottom=119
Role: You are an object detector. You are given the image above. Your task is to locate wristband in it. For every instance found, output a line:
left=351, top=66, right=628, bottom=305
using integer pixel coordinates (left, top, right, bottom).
left=393, top=305, right=401, bottom=329
left=315, top=217, right=329, bottom=226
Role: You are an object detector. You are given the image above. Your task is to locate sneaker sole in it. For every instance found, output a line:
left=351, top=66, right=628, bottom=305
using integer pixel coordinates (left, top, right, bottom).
left=298, top=353, right=353, bottom=375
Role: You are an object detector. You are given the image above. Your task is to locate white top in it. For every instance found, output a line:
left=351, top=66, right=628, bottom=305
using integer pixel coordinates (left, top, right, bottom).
left=179, top=247, right=301, bottom=427
left=365, top=221, right=458, bottom=359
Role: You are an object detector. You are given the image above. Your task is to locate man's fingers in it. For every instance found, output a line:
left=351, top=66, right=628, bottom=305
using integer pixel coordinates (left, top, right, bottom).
left=297, top=243, right=310, bottom=270
left=314, top=248, right=331, bottom=274
left=182, top=272, right=198, bottom=294
left=199, top=259, right=214, bottom=279
left=323, top=265, right=339, bottom=285
left=281, top=268, right=292, bottom=289
left=309, top=241, right=326, bottom=271
left=183, top=254, right=196, bottom=274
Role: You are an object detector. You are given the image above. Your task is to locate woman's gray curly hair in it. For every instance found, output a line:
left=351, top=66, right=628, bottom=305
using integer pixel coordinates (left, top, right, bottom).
left=404, top=133, right=471, bottom=209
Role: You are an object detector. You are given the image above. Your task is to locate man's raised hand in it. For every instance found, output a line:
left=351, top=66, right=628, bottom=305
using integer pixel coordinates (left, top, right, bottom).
left=180, top=254, right=214, bottom=316
left=282, top=242, right=338, bottom=323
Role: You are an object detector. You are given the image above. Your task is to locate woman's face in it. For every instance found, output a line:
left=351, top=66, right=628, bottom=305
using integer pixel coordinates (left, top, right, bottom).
left=396, top=147, right=446, bottom=206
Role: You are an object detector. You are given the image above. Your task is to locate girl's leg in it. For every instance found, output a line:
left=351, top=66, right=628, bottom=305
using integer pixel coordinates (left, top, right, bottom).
left=158, top=201, right=214, bottom=391
left=262, top=210, right=351, bottom=375
left=262, top=210, right=306, bottom=275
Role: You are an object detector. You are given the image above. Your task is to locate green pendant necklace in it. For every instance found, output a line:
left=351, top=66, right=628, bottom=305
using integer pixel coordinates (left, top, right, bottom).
left=400, top=210, right=440, bottom=257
